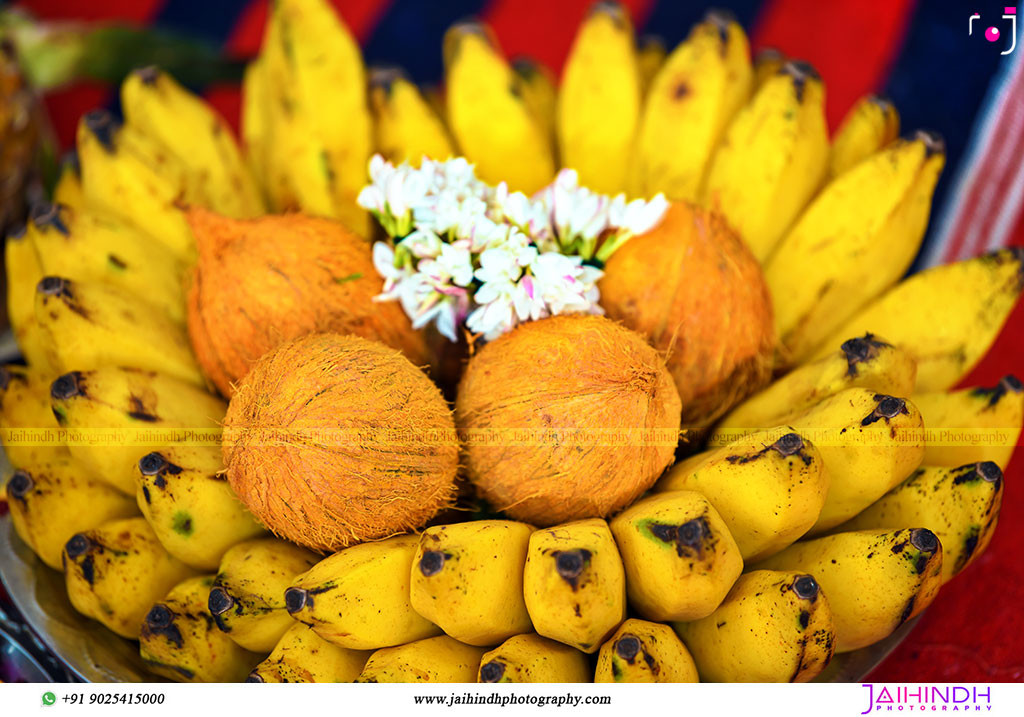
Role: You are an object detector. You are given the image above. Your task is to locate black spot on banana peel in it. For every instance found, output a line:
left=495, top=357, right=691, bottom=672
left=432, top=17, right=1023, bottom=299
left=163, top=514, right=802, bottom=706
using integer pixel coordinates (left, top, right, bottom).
left=614, top=634, right=641, bottom=662
left=51, top=371, right=84, bottom=401
left=284, top=587, right=311, bottom=614
left=899, top=595, right=916, bottom=626
left=479, top=661, right=506, bottom=683
left=128, top=395, right=159, bottom=422
left=143, top=604, right=184, bottom=648
left=65, top=534, right=96, bottom=585
left=971, top=374, right=1023, bottom=408
left=649, top=517, right=709, bottom=558
left=840, top=334, right=890, bottom=377
left=7, top=470, right=33, bottom=500
left=419, top=549, right=449, bottom=577
left=554, top=549, right=590, bottom=590
left=951, top=461, right=1003, bottom=486
left=207, top=586, right=236, bottom=618
left=83, top=110, right=119, bottom=152
left=30, top=202, right=70, bottom=235
left=37, top=276, right=89, bottom=319
left=771, top=432, right=808, bottom=462
left=860, top=395, right=908, bottom=426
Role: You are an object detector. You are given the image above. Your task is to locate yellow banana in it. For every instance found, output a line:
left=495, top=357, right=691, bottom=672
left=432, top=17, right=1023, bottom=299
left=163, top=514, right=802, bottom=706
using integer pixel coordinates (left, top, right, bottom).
left=368, top=67, right=454, bottom=166
left=135, top=446, right=266, bottom=571
left=594, top=618, right=698, bottom=683
left=248, top=623, right=370, bottom=683
left=714, top=334, right=918, bottom=436
left=35, top=277, right=202, bottom=385
left=838, top=462, right=1003, bottom=584
left=49, top=367, right=226, bottom=495
left=63, top=516, right=197, bottom=638
left=241, top=55, right=270, bottom=199
left=914, top=377, right=1024, bottom=469
left=478, top=634, right=589, bottom=683
left=6, top=457, right=138, bottom=570
left=755, top=528, right=943, bottom=652
left=807, top=248, right=1024, bottom=391
left=702, top=60, right=828, bottom=262
left=636, top=35, right=666, bottom=96
left=410, top=520, right=533, bottom=646
left=286, top=534, right=440, bottom=650
left=828, top=94, right=900, bottom=179
left=752, top=47, right=786, bottom=89
left=355, top=635, right=488, bottom=683
left=609, top=490, right=743, bottom=621
left=5, top=225, right=53, bottom=371
left=76, top=110, right=196, bottom=260
left=120, top=67, right=263, bottom=218
left=140, top=575, right=261, bottom=682
left=656, top=430, right=829, bottom=562
left=53, top=154, right=86, bottom=212
left=1, top=364, right=69, bottom=466
left=675, top=570, right=836, bottom=682
left=512, top=57, right=557, bottom=149
left=766, top=131, right=946, bottom=364
left=764, top=388, right=925, bottom=534
left=631, top=10, right=752, bottom=201
left=522, top=518, right=627, bottom=653
left=259, top=0, right=372, bottom=235
left=208, top=537, right=319, bottom=653
left=27, top=203, right=186, bottom=323
left=444, top=22, right=554, bottom=193
left=557, top=1, right=640, bottom=194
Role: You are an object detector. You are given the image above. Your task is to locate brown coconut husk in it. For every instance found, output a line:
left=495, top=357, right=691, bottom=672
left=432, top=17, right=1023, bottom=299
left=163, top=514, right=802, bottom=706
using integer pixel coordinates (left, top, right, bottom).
left=455, top=314, right=681, bottom=526
left=599, top=202, right=775, bottom=433
left=222, top=332, right=459, bottom=552
left=186, top=208, right=431, bottom=397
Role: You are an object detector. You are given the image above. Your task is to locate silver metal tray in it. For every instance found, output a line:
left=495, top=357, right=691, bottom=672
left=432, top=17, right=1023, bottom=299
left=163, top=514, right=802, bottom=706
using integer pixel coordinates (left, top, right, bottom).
left=0, top=516, right=916, bottom=683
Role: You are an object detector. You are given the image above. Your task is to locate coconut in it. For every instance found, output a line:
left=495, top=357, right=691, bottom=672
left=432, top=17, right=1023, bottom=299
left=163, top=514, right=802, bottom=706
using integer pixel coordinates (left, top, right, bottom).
left=455, top=314, right=681, bottom=526
left=223, top=332, right=459, bottom=552
left=186, top=208, right=430, bottom=397
left=599, top=201, right=775, bottom=432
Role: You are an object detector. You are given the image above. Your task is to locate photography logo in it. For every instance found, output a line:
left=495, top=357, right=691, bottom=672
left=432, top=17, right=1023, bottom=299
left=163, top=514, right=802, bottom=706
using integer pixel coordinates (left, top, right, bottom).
left=970, top=7, right=1018, bottom=55
left=860, top=684, right=993, bottom=713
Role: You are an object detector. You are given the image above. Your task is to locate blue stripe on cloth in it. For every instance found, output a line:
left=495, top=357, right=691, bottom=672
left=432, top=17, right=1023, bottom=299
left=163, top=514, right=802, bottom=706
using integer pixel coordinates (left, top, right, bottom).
left=883, top=0, right=1012, bottom=271
left=362, top=0, right=491, bottom=86
left=639, top=0, right=765, bottom=49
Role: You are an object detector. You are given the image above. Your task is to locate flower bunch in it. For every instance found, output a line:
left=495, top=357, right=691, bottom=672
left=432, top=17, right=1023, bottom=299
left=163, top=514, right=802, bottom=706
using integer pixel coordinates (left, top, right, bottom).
left=358, top=154, right=668, bottom=342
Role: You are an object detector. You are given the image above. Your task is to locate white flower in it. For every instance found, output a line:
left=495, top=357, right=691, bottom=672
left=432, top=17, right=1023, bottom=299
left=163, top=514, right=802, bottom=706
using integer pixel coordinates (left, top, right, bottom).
left=397, top=229, right=443, bottom=259
left=466, top=290, right=517, bottom=340
left=608, top=192, right=669, bottom=236
left=419, top=242, right=474, bottom=287
left=529, top=252, right=604, bottom=316
left=475, top=245, right=524, bottom=285
left=371, top=241, right=410, bottom=299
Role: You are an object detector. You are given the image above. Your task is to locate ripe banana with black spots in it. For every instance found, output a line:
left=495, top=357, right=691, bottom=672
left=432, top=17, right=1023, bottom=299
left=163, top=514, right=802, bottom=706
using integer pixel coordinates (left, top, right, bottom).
left=828, top=94, right=900, bottom=179
left=714, top=334, right=917, bottom=436
left=35, top=277, right=202, bottom=385
left=838, top=462, right=1003, bottom=584
left=756, top=528, right=943, bottom=652
left=62, top=517, right=197, bottom=638
left=6, top=458, right=138, bottom=570
left=522, top=518, right=626, bottom=653
left=444, top=22, right=554, bottom=194
left=631, top=10, right=752, bottom=201
left=755, top=388, right=926, bottom=535
left=594, top=619, right=698, bottom=683
left=912, top=377, right=1024, bottom=469
left=208, top=538, right=319, bottom=653
left=140, top=575, right=261, bottom=682
left=610, top=491, right=743, bottom=621
left=120, top=66, right=263, bottom=218
left=766, top=131, right=946, bottom=364
left=477, top=634, right=589, bottom=683
left=286, top=534, right=440, bottom=650
left=49, top=367, right=226, bottom=495
left=558, top=1, right=640, bottom=194
left=27, top=203, right=186, bottom=323
left=0, top=364, right=69, bottom=466
left=135, top=446, right=266, bottom=571
left=410, top=520, right=533, bottom=646
left=656, top=430, right=829, bottom=562
left=369, top=67, right=454, bottom=166
left=702, top=60, right=828, bottom=262
left=675, top=571, right=836, bottom=682
left=355, top=635, right=487, bottom=683
left=248, top=623, right=370, bottom=683
left=808, top=248, right=1024, bottom=391
left=5, top=225, right=53, bottom=371
left=76, top=110, right=196, bottom=260
left=257, top=0, right=372, bottom=234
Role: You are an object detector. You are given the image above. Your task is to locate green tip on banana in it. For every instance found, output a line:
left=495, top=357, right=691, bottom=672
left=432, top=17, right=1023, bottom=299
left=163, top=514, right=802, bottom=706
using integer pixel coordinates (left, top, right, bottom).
left=911, top=129, right=946, bottom=157
left=83, top=109, right=119, bottom=152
